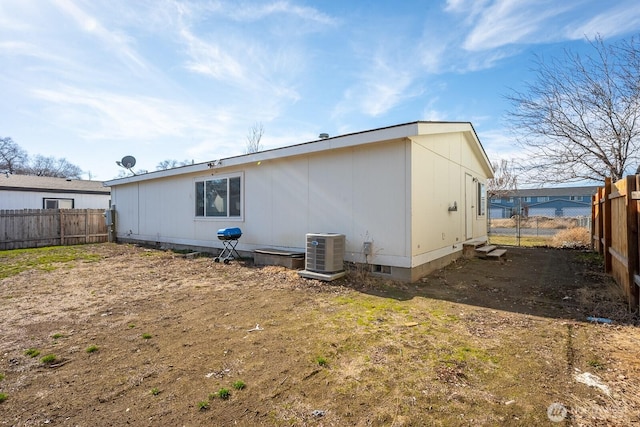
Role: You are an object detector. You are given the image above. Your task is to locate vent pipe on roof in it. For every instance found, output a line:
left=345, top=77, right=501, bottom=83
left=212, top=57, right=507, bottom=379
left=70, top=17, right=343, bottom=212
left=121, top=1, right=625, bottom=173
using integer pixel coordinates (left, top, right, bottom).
left=319, top=133, right=329, bottom=139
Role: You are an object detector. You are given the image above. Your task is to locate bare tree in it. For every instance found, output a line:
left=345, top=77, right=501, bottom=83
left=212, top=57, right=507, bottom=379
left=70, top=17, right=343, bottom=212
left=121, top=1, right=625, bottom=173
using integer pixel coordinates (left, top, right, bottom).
left=156, top=159, right=193, bottom=170
left=487, top=159, right=518, bottom=198
left=506, top=35, right=640, bottom=183
left=245, top=122, right=264, bottom=154
left=0, top=137, right=28, bottom=173
left=26, top=155, right=83, bottom=179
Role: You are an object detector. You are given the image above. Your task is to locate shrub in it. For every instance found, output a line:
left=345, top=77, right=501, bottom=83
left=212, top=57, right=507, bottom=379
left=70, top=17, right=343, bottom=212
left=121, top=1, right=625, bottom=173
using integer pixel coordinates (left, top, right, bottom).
left=551, top=227, right=590, bottom=249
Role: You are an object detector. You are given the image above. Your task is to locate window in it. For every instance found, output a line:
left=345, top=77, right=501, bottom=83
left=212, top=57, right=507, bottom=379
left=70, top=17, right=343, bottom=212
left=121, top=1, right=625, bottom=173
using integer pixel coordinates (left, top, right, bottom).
left=570, top=196, right=581, bottom=201
left=477, top=182, right=486, bottom=216
left=195, top=175, right=242, bottom=218
left=538, top=196, right=549, bottom=202
left=43, top=198, right=73, bottom=209
left=524, top=197, right=532, bottom=202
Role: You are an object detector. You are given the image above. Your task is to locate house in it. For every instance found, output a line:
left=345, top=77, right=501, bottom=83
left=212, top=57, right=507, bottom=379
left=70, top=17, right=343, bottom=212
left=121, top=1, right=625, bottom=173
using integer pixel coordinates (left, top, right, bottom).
left=0, top=174, right=111, bottom=210
left=489, top=186, right=598, bottom=219
left=104, top=121, right=494, bottom=281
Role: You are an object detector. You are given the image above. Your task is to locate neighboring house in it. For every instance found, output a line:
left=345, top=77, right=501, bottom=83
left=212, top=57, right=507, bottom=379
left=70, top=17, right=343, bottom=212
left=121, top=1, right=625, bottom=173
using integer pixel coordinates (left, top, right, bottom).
left=0, top=174, right=111, bottom=210
left=489, top=186, right=598, bottom=219
left=104, top=121, right=494, bottom=281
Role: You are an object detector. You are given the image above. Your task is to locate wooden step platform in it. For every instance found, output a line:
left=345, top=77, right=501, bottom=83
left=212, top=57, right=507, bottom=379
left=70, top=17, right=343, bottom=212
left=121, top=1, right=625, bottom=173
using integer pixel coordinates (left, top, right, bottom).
left=486, top=248, right=507, bottom=259
left=475, top=245, right=497, bottom=255
left=463, top=240, right=507, bottom=261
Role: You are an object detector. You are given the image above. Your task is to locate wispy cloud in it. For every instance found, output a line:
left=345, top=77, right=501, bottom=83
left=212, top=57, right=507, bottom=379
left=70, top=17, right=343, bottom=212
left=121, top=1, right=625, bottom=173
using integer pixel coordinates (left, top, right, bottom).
left=462, top=0, right=572, bottom=51
left=31, top=85, right=225, bottom=141
left=180, top=29, right=247, bottom=84
left=565, top=3, right=640, bottom=40
left=51, top=0, right=149, bottom=73
left=222, top=0, right=338, bottom=26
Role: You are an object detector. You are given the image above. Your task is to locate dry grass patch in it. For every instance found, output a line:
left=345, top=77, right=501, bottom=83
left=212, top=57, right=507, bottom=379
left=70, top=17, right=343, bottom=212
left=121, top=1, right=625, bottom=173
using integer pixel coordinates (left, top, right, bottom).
left=551, top=227, right=590, bottom=248
left=491, top=217, right=581, bottom=229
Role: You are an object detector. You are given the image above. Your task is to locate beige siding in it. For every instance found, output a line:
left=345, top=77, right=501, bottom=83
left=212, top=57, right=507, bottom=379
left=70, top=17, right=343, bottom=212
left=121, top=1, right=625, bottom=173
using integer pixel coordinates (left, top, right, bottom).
left=410, top=132, right=489, bottom=265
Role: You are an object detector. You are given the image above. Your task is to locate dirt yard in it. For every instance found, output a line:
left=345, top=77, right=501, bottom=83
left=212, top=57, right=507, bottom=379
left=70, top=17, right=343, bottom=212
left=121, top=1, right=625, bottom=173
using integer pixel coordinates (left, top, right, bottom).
left=1, top=243, right=639, bottom=426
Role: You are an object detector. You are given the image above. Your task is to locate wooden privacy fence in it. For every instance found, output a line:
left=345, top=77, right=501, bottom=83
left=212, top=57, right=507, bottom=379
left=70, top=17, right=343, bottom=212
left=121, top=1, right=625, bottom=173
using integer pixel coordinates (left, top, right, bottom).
left=592, top=176, right=640, bottom=310
left=0, top=209, right=109, bottom=250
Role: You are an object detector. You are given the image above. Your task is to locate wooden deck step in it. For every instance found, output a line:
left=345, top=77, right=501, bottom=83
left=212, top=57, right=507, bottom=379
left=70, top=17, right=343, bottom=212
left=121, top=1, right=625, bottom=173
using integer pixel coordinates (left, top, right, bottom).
left=487, top=248, right=507, bottom=259
left=462, top=239, right=488, bottom=258
left=475, top=245, right=497, bottom=254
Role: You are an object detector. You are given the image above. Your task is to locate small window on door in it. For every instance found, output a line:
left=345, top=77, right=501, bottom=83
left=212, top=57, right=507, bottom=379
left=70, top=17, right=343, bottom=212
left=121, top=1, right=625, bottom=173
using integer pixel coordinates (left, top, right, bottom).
left=477, top=183, right=486, bottom=217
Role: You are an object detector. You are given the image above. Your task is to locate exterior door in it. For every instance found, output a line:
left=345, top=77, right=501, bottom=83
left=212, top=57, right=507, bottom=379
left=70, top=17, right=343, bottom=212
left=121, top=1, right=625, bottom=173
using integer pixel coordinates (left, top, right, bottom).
left=465, top=173, right=474, bottom=240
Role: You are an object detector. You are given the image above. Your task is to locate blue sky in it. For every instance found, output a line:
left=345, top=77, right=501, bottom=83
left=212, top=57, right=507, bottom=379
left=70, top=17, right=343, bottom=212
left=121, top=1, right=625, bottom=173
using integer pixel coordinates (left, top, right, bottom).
left=2, top=0, right=640, bottom=180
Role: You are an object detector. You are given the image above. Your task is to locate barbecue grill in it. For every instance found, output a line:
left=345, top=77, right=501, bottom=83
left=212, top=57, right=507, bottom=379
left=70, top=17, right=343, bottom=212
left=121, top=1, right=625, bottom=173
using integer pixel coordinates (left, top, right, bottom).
left=214, top=227, right=242, bottom=264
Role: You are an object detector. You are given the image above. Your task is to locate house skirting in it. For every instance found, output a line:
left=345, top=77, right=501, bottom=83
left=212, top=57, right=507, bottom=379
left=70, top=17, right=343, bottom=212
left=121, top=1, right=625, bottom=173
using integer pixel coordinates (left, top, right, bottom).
left=115, top=236, right=467, bottom=283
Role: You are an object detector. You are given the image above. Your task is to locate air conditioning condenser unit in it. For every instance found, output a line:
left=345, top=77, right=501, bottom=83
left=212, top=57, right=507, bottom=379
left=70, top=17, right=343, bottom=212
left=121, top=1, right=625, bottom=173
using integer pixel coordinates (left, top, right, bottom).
left=298, top=233, right=346, bottom=281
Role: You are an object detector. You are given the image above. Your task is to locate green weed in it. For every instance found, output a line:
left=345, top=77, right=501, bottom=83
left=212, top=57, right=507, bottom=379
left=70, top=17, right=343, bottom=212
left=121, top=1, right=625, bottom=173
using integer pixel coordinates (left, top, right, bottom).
left=198, top=401, right=209, bottom=410
left=315, top=356, right=328, bottom=367
left=0, top=393, right=7, bottom=403
left=24, top=348, right=40, bottom=358
left=232, top=380, right=246, bottom=390
left=142, top=333, right=152, bottom=339
left=40, top=354, right=57, bottom=364
left=150, top=387, right=161, bottom=396
left=587, top=358, right=605, bottom=369
left=217, top=388, right=231, bottom=399
left=86, top=345, right=99, bottom=353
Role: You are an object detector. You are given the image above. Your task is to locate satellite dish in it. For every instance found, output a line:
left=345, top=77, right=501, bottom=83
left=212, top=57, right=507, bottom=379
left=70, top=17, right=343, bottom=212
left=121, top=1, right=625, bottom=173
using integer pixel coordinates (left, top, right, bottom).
left=121, top=156, right=136, bottom=169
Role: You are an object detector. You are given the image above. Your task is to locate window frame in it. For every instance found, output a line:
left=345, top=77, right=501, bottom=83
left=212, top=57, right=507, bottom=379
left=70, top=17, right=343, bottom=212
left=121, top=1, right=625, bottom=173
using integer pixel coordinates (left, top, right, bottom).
left=194, top=173, right=244, bottom=221
left=477, top=182, right=486, bottom=217
left=43, top=198, right=74, bottom=209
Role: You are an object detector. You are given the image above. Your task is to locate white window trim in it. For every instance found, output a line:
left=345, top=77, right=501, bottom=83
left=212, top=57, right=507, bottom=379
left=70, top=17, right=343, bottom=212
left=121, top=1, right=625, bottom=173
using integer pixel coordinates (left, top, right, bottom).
left=194, top=172, right=244, bottom=221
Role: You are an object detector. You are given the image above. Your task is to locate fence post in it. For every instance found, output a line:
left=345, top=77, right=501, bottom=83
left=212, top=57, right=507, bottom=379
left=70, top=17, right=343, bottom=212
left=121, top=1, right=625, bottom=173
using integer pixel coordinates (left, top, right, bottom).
left=625, top=176, right=639, bottom=310
left=603, top=177, right=612, bottom=273
left=59, top=209, right=64, bottom=246
left=84, top=209, right=89, bottom=244
left=108, top=206, right=117, bottom=243
left=591, top=193, right=596, bottom=251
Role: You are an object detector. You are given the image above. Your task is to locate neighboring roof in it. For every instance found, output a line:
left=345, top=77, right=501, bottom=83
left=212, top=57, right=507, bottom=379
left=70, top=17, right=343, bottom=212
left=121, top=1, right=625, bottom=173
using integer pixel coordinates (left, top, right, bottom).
left=105, top=121, right=493, bottom=186
left=0, top=174, right=110, bottom=195
left=497, top=186, right=599, bottom=198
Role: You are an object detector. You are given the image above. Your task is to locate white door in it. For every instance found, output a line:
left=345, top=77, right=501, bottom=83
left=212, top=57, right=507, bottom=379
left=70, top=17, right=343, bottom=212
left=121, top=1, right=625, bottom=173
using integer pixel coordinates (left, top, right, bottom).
left=465, top=174, right=474, bottom=240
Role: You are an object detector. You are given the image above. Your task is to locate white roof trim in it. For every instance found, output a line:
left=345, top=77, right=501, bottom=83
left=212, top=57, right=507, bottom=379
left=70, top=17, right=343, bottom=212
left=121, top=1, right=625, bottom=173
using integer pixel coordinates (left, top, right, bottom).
left=104, top=121, right=491, bottom=185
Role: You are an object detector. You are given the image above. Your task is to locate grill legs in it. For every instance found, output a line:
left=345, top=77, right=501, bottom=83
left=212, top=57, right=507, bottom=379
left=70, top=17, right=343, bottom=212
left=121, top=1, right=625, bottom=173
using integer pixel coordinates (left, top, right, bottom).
left=214, top=239, right=241, bottom=264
